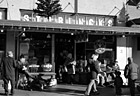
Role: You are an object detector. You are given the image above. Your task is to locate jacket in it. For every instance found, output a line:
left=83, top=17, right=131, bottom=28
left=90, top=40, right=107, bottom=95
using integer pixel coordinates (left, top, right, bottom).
left=1, top=57, right=16, bottom=79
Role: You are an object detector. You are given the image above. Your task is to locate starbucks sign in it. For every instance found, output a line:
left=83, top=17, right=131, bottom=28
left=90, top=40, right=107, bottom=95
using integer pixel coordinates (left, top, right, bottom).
left=94, top=40, right=112, bottom=54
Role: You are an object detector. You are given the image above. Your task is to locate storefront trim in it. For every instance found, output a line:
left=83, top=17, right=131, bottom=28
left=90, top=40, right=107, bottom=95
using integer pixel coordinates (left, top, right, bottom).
left=0, top=20, right=140, bottom=34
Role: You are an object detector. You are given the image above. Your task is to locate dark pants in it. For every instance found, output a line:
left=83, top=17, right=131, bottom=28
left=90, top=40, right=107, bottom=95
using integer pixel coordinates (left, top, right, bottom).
left=3, top=76, right=15, bottom=94
left=62, top=72, right=68, bottom=83
left=115, top=86, right=122, bottom=95
left=68, top=74, right=75, bottom=84
left=128, top=78, right=136, bottom=96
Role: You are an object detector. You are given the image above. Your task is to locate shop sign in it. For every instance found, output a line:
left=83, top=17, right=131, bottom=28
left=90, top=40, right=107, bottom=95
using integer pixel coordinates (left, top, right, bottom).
left=20, top=10, right=115, bottom=26
left=94, top=40, right=112, bottom=54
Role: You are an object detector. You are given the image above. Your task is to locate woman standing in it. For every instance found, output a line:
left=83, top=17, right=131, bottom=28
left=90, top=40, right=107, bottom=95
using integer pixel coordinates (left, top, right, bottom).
left=84, top=52, right=100, bottom=96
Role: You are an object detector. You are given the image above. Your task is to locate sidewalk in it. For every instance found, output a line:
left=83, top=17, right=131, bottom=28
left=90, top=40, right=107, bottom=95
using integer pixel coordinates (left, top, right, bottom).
left=0, top=80, right=139, bottom=96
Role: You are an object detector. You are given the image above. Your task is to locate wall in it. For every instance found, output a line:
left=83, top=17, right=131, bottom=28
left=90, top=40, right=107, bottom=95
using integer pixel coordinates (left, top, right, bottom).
left=127, top=4, right=140, bottom=20
left=132, top=36, right=140, bottom=80
left=132, top=36, right=140, bottom=64
left=60, top=0, right=126, bottom=15
left=0, top=0, right=127, bottom=20
left=116, top=36, right=133, bottom=84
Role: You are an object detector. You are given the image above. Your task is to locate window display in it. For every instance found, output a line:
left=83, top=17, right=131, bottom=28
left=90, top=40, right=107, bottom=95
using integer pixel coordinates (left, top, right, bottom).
left=20, top=32, right=52, bottom=72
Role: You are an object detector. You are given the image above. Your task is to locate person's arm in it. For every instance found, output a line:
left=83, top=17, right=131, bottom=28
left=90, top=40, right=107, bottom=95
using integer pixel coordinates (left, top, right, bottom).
left=94, top=61, right=100, bottom=74
left=13, top=59, right=17, bottom=68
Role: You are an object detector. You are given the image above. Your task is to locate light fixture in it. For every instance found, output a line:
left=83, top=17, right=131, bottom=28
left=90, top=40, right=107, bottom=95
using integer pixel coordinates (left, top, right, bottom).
left=103, top=36, right=106, bottom=39
left=23, top=28, right=26, bottom=31
left=122, top=35, right=125, bottom=38
left=71, top=32, right=74, bottom=35
left=47, top=34, right=51, bottom=38
left=21, top=33, right=26, bottom=37
left=1, top=29, right=4, bottom=32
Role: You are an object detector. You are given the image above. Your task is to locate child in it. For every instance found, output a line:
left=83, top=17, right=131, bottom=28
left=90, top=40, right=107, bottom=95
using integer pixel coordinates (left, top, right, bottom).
left=114, top=71, right=123, bottom=95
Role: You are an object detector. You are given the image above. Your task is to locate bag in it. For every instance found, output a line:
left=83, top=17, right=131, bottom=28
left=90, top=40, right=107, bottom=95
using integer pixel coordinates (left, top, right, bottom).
left=124, top=64, right=129, bottom=78
left=8, top=81, right=11, bottom=90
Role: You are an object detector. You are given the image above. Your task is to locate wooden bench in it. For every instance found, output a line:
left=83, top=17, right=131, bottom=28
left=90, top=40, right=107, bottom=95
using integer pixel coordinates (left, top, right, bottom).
left=29, top=72, right=56, bottom=79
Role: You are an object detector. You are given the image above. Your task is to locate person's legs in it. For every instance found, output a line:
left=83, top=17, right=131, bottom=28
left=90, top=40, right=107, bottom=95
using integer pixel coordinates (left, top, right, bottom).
left=129, top=79, right=135, bottom=96
left=62, top=72, right=68, bottom=83
left=103, top=72, right=108, bottom=83
left=3, top=77, right=9, bottom=95
left=100, top=75, right=105, bottom=86
left=10, top=77, right=15, bottom=95
left=97, top=74, right=100, bottom=85
left=85, top=79, right=97, bottom=95
left=71, top=74, right=75, bottom=84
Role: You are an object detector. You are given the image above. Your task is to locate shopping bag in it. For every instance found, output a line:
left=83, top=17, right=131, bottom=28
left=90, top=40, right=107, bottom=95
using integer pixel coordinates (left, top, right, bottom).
left=8, top=81, right=11, bottom=90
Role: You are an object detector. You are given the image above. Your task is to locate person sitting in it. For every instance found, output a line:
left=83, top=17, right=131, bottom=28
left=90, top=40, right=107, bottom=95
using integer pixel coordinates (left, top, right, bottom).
left=112, top=60, right=120, bottom=73
left=97, top=61, right=108, bottom=87
left=16, top=54, right=34, bottom=89
left=106, top=61, right=115, bottom=81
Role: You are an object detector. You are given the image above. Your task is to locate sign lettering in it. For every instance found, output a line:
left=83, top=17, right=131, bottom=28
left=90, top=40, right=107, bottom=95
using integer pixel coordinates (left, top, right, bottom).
left=20, top=10, right=115, bottom=26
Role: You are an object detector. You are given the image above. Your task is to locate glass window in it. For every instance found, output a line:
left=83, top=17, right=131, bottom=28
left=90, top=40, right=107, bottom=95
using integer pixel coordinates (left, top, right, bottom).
left=0, top=8, right=7, bottom=20
left=20, top=32, right=52, bottom=65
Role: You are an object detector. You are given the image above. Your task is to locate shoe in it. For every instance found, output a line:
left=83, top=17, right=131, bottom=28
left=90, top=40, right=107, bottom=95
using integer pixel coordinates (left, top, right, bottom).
left=92, top=91, right=100, bottom=95
left=100, top=84, right=105, bottom=87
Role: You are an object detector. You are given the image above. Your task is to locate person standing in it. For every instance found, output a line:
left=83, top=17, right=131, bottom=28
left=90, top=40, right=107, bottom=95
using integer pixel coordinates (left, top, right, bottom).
left=84, top=52, right=100, bottom=96
left=1, top=51, right=16, bottom=96
left=64, top=53, right=76, bottom=84
left=114, top=71, right=123, bottom=95
left=124, top=57, right=139, bottom=96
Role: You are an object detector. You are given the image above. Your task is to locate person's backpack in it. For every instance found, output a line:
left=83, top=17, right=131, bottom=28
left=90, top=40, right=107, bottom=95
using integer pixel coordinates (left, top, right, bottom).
left=124, top=64, right=129, bottom=78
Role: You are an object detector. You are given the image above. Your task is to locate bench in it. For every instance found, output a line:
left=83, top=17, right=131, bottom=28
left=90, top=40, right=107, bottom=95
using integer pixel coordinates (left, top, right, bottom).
left=29, top=72, right=56, bottom=79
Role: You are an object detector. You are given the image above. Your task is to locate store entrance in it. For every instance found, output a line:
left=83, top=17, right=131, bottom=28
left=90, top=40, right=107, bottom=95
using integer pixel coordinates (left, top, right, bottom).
left=55, top=34, right=75, bottom=80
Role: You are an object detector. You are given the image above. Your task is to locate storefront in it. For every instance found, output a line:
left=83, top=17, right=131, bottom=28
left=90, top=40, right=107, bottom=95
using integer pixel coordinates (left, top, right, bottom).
left=0, top=11, right=140, bottom=83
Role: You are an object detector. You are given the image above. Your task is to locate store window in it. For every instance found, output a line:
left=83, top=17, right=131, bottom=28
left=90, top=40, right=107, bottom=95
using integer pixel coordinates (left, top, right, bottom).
left=76, top=35, right=116, bottom=72
left=19, top=32, right=52, bottom=72
left=0, top=8, right=7, bottom=20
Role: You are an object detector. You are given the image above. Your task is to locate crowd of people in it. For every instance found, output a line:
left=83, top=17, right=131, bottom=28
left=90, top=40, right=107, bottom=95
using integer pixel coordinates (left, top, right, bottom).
left=0, top=50, right=139, bottom=96
left=84, top=52, right=139, bottom=96
left=55, top=50, right=140, bottom=96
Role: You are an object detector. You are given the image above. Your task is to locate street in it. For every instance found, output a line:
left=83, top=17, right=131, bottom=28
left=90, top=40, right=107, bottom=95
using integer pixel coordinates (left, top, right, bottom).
left=0, top=81, right=140, bottom=96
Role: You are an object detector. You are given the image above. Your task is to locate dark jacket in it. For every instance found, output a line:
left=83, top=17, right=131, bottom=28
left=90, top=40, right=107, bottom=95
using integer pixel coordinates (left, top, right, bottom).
left=89, top=60, right=100, bottom=79
left=1, top=57, right=16, bottom=79
left=17, top=60, right=28, bottom=74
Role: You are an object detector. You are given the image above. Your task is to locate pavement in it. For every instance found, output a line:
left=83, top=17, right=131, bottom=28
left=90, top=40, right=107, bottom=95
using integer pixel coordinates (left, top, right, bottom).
left=0, top=80, right=140, bottom=96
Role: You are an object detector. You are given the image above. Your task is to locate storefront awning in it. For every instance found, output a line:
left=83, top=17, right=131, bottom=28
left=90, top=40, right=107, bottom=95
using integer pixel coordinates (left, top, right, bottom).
left=0, top=20, right=140, bottom=34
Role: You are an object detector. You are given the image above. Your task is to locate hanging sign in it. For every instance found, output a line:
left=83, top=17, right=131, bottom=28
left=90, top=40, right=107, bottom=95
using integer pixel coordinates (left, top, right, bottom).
left=94, top=40, right=112, bottom=54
